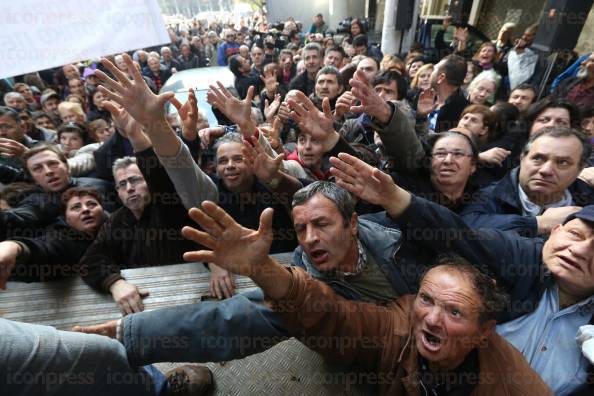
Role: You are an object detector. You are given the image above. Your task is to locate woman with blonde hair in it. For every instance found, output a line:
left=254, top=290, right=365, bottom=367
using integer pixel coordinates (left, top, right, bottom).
left=410, top=63, right=433, bottom=91
left=57, top=101, right=86, bottom=124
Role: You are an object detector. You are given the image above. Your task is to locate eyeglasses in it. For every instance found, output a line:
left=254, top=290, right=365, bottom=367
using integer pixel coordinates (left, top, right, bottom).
left=115, top=175, right=144, bottom=190
left=432, top=150, right=472, bottom=160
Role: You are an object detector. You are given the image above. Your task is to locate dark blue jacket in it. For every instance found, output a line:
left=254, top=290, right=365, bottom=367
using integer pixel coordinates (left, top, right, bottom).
left=461, top=167, right=594, bottom=237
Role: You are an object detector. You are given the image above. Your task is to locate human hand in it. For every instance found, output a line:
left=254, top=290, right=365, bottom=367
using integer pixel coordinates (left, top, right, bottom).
left=536, top=206, right=583, bottom=235
left=260, top=117, right=283, bottom=151
left=109, top=279, right=149, bottom=315
left=170, top=88, right=199, bottom=139
left=286, top=91, right=339, bottom=152
left=478, top=147, right=511, bottom=166
left=261, top=72, right=278, bottom=94
left=416, top=89, right=437, bottom=118
left=95, top=53, right=173, bottom=127
left=182, top=201, right=274, bottom=277
left=277, top=101, right=291, bottom=124
left=242, top=135, right=284, bottom=184
left=0, top=241, right=22, bottom=289
left=334, top=90, right=355, bottom=120
left=0, top=138, right=28, bottom=158
left=264, top=94, right=282, bottom=122
left=206, top=81, right=256, bottom=136
left=71, top=320, right=118, bottom=338
left=103, top=101, right=144, bottom=140
left=208, top=262, right=235, bottom=299
left=349, top=70, right=392, bottom=123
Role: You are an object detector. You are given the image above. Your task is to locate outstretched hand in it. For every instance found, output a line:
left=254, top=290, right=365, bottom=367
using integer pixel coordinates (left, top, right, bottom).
left=286, top=91, right=339, bottom=152
left=182, top=201, right=274, bottom=277
left=416, top=89, right=437, bottom=118
left=242, top=135, right=284, bottom=184
left=95, top=53, right=173, bottom=127
left=170, top=88, right=199, bottom=139
left=349, top=70, right=392, bottom=123
left=72, top=320, right=118, bottom=338
left=206, top=81, right=256, bottom=136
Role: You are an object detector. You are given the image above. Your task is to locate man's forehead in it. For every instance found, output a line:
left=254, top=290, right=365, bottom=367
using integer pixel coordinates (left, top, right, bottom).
left=28, top=150, right=61, bottom=165
left=529, top=135, right=581, bottom=155
left=115, top=164, right=142, bottom=179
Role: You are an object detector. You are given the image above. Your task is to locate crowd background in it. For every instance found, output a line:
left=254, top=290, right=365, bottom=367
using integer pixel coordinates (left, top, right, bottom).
left=1, top=6, right=594, bottom=396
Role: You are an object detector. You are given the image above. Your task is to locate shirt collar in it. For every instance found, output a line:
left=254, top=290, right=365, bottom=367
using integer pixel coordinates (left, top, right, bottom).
left=518, top=183, right=573, bottom=216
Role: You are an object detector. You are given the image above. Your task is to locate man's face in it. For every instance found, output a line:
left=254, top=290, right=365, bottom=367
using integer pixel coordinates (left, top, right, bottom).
left=354, top=45, right=367, bottom=56
left=530, top=107, right=571, bottom=135
left=17, top=111, right=34, bottom=134
left=65, top=195, right=104, bottom=235
left=430, top=135, right=476, bottom=189
left=161, top=48, right=172, bottom=61
left=34, top=115, right=55, bottom=130
left=521, top=29, right=536, bottom=47
left=519, top=135, right=583, bottom=203
left=5, top=94, right=27, bottom=111
left=543, top=218, right=594, bottom=299
left=303, top=49, right=322, bottom=76
left=297, top=134, right=324, bottom=169
left=315, top=73, right=342, bottom=100
left=292, top=194, right=358, bottom=272
left=374, top=80, right=399, bottom=101
left=251, top=47, right=264, bottom=68
left=147, top=57, right=161, bottom=73
left=68, top=79, right=84, bottom=97
left=42, top=97, right=60, bottom=114
left=508, top=89, right=535, bottom=112
left=225, top=32, right=236, bottom=43
left=413, top=267, right=492, bottom=371
left=26, top=150, right=70, bottom=192
left=62, top=65, right=80, bottom=80
left=15, top=85, right=33, bottom=101
left=356, top=58, right=378, bottom=82
left=457, top=113, right=487, bottom=140
left=0, top=114, right=25, bottom=142
left=238, top=56, right=251, bottom=74
left=114, top=164, right=150, bottom=215
left=280, top=53, right=293, bottom=70
left=324, top=50, right=343, bottom=68
left=430, top=60, right=446, bottom=90
left=216, top=142, right=253, bottom=193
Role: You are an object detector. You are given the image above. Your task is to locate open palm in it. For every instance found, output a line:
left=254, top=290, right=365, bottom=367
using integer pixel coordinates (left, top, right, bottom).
left=95, top=53, right=173, bottom=127
left=182, top=202, right=274, bottom=277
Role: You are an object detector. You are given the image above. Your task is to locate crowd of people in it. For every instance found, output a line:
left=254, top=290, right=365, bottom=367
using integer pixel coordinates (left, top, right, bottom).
left=1, top=10, right=594, bottom=396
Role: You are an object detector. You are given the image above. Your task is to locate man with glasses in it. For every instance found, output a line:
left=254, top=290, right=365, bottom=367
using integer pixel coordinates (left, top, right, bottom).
left=217, top=29, right=240, bottom=66
left=461, top=127, right=594, bottom=237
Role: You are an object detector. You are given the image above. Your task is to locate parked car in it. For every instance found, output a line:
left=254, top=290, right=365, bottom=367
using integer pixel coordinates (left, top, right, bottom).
left=160, top=66, right=237, bottom=127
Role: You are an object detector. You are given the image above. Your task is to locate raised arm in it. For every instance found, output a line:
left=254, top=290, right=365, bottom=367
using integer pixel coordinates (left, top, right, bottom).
left=206, top=81, right=257, bottom=137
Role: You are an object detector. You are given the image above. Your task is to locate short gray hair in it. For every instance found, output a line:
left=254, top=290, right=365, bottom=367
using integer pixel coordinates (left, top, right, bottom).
left=521, top=126, right=591, bottom=167
left=112, top=156, right=137, bottom=179
left=213, top=132, right=244, bottom=158
left=292, top=181, right=355, bottom=226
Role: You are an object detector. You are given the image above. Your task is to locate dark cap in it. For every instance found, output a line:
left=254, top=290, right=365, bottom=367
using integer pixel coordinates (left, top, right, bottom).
left=564, top=205, right=594, bottom=226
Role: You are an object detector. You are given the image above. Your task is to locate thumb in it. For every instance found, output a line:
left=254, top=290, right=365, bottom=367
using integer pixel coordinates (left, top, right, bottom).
left=372, top=167, right=392, bottom=185
left=264, top=99, right=269, bottom=108
left=160, top=91, right=176, bottom=107
left=258, top=207, right=275, bottom=236
left=246, top=85, right=255, bottom=102
left=137, top=289, right=150, bottom=298
left=274, top=153, right=285, bottom=163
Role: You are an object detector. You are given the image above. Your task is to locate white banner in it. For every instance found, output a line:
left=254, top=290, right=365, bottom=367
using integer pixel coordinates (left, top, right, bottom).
left=0, top=0, right=170, bottom=79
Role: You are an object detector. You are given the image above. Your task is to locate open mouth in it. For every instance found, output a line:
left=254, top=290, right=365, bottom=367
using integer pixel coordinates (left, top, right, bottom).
left=421, top=330, right=443, bottom=352
left=309, top=249, right=329, bottom=264
left=558, top=256, right=581, bottom=271
left=81, top=215, right=95, bottom=224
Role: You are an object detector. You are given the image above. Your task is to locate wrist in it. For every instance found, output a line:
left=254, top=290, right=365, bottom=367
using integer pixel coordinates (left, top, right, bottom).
left=383, top=185, right=411, bottom=218
left=322, top=131, right=340, bottom=153
left=375, top=102, right=393, bottom=125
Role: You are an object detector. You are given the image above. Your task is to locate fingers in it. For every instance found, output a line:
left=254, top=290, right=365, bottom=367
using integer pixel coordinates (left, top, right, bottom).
left=200, top=200, right=240, bottom=230
left=183, top=250, right=215, bottom=263
left=98, top=85, right=124, bottom=107
left=169, top=96, right=182, bottom=111
left=322, top=97, right=332, bottom=119
left=98, top=59, right=130, bottom=89
left=246, top=85, right=255, bottom=102
left=258, top=207, right=275, bottom=237
left=71, top=320, right=118, bottom=337
left=181, top=225, right=218, bottom=249
left=211, top=276, right=223, bottom=299
left=102, top=100, right=122, bottom=117
left=221, top=275, right=235, bottom=298
left=123, top=53, right=145, bottom=85
left=187, top=206, right=224, bottom=237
